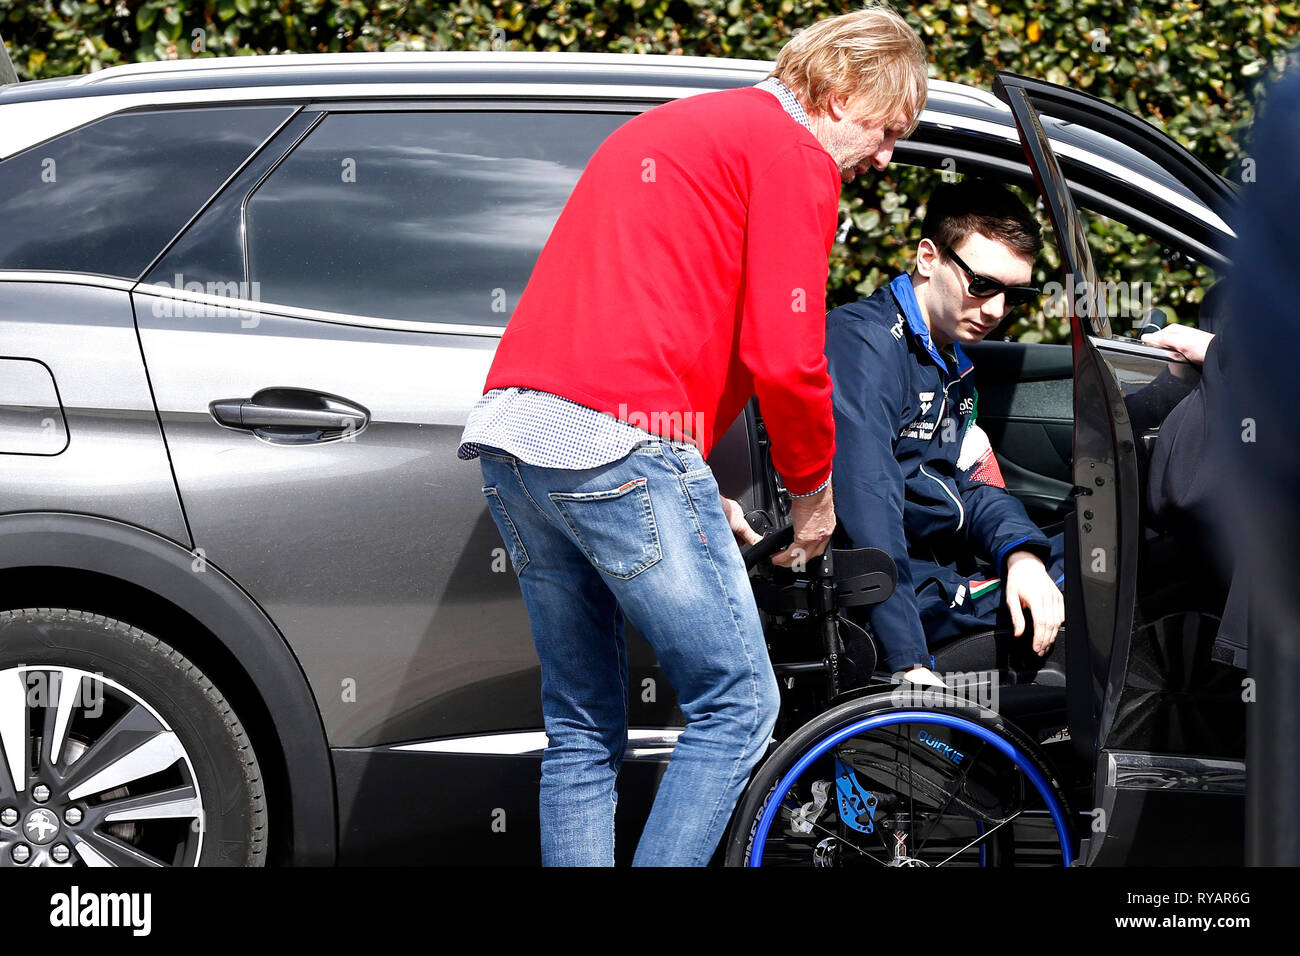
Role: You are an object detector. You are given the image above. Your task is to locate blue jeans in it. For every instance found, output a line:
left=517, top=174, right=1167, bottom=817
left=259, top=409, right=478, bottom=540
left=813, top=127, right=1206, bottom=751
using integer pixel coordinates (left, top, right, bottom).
left=477, top=439, right=780, bottom=866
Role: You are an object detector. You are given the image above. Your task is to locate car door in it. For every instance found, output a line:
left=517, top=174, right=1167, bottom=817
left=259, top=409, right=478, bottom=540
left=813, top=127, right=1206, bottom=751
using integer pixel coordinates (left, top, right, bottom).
left=133, top=104, right=645, bottom=759
left=0, top=104, right=298, bottom=543
left=996, top=72, right=1244, bottom=865
left=133, top=98, right=774, bottom=862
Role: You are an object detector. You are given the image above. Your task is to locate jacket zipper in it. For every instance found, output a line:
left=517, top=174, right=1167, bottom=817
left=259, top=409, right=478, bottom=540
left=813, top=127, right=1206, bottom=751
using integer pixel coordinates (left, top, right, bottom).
left=918, top=366, right=965, bottom=531
left=919, top=463, right=965, bottom=532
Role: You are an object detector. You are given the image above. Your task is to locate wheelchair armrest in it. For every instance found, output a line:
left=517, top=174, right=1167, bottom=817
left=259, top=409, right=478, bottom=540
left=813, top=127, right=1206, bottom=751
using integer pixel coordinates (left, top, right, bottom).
left=830, top=547, right=897, bottom=608
left=743, top=526, right=898, bottom=609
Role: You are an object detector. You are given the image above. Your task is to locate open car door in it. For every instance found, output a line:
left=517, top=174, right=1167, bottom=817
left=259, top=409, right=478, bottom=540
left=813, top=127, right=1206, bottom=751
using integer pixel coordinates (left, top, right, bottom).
left=996, top=71, right=1127, bottom=758
left=994, top=73, right=1245, bottom=865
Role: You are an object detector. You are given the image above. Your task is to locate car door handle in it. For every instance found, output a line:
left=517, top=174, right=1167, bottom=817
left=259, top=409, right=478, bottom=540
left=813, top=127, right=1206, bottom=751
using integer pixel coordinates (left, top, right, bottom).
left=209, top=387, right=370, bottom=443
left=211, top=400, right=364, bottom=430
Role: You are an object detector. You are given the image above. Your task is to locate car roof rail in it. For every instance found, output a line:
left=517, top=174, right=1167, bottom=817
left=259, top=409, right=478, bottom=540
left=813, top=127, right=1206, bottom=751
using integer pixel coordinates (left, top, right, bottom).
left=0, top=31, right=18, bottom=87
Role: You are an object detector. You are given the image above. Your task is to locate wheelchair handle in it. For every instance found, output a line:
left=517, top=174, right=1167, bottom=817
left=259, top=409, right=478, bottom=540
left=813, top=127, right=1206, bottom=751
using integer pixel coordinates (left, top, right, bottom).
left=743, top=523, right=796, bottom=570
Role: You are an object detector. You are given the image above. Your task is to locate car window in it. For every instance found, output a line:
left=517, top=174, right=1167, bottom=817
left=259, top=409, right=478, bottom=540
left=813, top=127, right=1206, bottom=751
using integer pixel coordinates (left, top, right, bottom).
left=244, top=110, right=631, bottom=327
left=0, top=106, right=294, bottom=279
left=1078, top=209, right=1222, bottom=339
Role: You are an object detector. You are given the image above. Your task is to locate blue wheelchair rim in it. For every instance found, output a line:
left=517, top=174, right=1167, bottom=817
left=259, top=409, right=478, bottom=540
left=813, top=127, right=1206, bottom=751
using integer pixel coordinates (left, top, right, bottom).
left=748, top=709, right=1075, bottom=866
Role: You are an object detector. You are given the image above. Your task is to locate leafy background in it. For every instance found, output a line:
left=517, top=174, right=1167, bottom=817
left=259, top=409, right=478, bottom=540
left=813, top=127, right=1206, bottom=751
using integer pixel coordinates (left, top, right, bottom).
left=3, top=0, right=1298, bottom=340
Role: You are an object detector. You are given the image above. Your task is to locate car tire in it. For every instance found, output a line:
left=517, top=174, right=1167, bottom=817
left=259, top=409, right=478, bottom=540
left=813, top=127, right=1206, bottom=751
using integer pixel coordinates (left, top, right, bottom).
left=0, top=607, right=267, bottom=867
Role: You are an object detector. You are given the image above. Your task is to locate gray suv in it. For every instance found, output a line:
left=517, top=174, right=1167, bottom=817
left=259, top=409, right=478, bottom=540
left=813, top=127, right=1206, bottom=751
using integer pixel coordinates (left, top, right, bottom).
left=0, top=50, right=1238, bottom=866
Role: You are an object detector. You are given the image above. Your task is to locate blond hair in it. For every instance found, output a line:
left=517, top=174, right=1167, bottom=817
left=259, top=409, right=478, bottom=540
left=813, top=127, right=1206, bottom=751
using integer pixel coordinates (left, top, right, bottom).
left=770, top=4, right=928, bottom=136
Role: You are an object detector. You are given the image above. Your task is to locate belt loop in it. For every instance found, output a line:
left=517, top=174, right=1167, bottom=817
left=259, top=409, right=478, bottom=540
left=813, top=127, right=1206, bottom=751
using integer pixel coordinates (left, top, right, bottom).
left=661, top=438, right=688, bottom=473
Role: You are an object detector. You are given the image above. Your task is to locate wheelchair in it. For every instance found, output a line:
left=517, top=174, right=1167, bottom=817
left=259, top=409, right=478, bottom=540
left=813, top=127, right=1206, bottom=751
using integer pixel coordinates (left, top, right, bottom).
left=722, top=498, right=1247, bottom=866
left=719, top=289, right=1252, bottom=866
left=722, top=520, right=1079, bottom=866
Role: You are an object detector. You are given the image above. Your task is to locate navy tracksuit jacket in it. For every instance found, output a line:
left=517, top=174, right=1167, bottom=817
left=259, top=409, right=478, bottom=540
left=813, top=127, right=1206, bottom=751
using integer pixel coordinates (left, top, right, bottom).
left=825, top=274, right=1062, bottom=672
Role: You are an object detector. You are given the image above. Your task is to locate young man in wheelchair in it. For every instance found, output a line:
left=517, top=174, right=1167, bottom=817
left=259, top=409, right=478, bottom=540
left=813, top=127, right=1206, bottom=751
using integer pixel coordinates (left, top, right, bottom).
left=824, top=180, right=1065, bottom=688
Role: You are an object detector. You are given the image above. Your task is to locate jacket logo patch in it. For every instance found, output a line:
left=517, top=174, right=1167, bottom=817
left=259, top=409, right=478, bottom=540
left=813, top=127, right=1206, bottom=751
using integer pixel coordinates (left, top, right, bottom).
left=890, top=315, right=905, bottom=340
left=919, top=391, right=935, bottom=414
left=959, top=396, right=974, bottom=416
left=900, top=418, right=939, bottom=440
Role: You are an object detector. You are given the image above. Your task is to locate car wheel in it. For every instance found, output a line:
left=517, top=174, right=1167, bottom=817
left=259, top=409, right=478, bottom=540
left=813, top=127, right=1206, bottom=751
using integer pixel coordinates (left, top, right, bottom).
left=0, top=608, right=267, bottom=866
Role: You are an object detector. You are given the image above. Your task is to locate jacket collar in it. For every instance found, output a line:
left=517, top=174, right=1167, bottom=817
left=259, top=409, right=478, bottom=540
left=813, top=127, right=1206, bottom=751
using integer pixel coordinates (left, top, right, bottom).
left=888, top=273, right=974, bottom=377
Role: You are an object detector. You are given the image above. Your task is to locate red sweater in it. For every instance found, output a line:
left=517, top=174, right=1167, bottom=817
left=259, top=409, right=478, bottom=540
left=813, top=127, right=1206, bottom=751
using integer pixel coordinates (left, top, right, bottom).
left=484, top=85, right=840, bottom=494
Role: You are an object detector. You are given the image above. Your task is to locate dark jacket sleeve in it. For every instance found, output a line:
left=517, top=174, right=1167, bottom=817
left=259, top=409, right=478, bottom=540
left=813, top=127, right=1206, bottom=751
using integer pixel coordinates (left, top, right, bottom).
left=1146, top=336, right=1246, bottom=664
left=825, top=310, right=931, bottom=670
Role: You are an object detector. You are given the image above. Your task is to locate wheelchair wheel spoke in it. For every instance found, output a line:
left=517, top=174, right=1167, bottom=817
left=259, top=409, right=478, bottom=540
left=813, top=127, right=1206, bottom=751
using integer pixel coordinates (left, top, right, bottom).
left=935, top=810, right=1024, bottom=867
left=913, top=739, right=990, bottom=856
left=774, top=783, right=889, bottom=866
left=870, top=803, right=897, bottom=859
left=793, top=811, right=889, bottom=866
left=905, top=726, right=916, bottom=837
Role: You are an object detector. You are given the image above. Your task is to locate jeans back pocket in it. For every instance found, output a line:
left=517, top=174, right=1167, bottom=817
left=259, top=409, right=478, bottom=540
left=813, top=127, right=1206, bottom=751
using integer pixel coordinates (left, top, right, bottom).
left=549, top=477, right=662, bottom=579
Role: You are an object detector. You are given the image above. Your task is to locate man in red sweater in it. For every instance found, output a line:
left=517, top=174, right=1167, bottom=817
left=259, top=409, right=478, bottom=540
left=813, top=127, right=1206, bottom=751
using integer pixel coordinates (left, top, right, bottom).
left=459, top=7, right=926, bottom=865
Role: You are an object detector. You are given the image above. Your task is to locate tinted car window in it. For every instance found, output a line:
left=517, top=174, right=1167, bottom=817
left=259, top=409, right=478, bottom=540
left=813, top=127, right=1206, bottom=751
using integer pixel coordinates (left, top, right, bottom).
left=244, top=110, right=630, bottom=326
left=0, top=106, right=294, bottom=278
left=145, top=111, right=322, bottom=293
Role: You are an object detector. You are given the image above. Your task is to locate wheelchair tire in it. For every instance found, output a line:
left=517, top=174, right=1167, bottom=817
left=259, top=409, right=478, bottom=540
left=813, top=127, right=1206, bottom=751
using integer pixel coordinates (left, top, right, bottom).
left=724, top=689, right=1074, bottom=867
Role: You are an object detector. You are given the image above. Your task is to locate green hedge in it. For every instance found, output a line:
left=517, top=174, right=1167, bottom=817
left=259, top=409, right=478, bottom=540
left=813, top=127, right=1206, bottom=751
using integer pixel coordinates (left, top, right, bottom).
left=3, top=1, right=1297, bottom=340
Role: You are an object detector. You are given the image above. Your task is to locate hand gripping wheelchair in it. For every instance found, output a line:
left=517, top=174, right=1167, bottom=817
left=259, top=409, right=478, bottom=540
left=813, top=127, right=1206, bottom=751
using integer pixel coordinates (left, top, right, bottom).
left=721, top=521, right=1079, bottom=867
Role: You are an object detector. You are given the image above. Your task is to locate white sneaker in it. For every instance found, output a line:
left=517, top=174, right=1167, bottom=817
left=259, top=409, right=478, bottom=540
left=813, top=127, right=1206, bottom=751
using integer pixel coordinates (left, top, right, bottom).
left=896, top=665, right=948, bottom=688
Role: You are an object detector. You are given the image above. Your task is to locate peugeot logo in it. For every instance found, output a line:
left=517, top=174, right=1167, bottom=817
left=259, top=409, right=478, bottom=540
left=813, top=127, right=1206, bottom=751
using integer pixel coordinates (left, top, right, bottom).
left=24, top=809, right=59, bottom=845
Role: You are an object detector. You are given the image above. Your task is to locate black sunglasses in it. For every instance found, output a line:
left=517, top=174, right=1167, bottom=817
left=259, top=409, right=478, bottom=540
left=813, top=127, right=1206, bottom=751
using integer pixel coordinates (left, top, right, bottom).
left=944, top=248, right=1040, bottom=308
